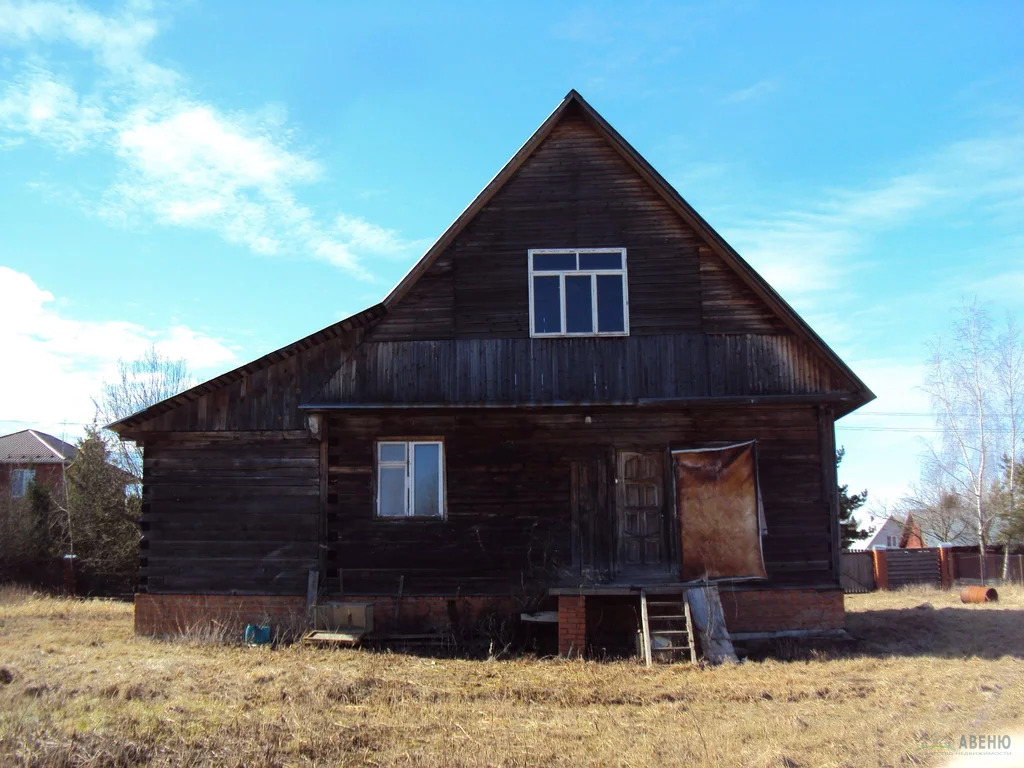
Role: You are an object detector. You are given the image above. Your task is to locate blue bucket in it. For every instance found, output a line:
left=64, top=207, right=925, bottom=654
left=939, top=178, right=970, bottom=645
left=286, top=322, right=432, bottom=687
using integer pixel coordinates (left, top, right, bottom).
left=244, top=624, right=272, bottom=645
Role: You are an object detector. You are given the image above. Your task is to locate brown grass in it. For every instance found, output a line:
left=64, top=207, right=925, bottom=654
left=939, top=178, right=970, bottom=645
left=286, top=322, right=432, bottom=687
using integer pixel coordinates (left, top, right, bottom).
left=1, top=584, right=1023, bottom=767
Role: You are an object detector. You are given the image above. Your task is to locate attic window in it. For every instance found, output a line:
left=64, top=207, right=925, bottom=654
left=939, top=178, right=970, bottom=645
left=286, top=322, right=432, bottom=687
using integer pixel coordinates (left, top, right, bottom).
left=529, top=249, right=629, bottom=337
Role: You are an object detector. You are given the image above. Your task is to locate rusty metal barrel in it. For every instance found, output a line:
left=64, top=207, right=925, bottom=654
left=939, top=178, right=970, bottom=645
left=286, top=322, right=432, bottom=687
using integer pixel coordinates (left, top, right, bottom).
left=960, top=586, right=998, bottom=603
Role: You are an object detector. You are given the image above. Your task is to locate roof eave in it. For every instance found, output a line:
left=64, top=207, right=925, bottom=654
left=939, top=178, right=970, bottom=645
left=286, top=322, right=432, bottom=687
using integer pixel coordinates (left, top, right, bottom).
left=107, top=303, right=386, bottom=434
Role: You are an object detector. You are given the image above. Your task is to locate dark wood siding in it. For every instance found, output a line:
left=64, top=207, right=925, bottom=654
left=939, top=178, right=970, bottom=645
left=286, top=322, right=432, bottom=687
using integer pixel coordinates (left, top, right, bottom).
left=317, top=333, right=849, bottom=405
left=699, top=245, right=787, bottom=333
left=139, top=432, right=320, bottom=595
left=128, top=327, right=366, bottom=434
left=369, top=102, right=709, bottom=341
left=324, top=405, right=834, bottom=596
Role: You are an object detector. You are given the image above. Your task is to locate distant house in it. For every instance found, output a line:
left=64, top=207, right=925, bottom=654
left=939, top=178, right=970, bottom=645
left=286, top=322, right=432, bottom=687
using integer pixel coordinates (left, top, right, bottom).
left=0, top=429, right=78, bottom=503
left=863, top=515, right=926, bottom=549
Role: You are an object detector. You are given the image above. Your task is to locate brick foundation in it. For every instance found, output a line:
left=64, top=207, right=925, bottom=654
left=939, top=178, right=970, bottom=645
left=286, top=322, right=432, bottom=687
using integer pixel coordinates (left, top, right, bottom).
left=134, top=594, right=307, bottom=638
left=558, top=595, right=587, bottom=657
left=136, top=588, right=844, bottom=650
left=717, top=587, right=845, bottom=633
left=134, top=593, right=523, bottom=638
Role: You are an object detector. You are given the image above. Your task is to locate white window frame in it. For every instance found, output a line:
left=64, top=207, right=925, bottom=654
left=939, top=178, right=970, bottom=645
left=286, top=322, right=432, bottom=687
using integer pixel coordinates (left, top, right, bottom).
left=11, top=468, right=35, bottom=499
left=375, top=440, right=446, bottom=519
left=528, top=248, right=630, bottom=337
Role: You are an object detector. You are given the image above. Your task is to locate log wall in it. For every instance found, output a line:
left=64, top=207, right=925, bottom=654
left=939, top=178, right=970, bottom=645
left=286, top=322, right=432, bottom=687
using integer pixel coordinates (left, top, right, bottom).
left=323, top=405, right=834, bottom=597
left=139, top=431, right=320, bottom=595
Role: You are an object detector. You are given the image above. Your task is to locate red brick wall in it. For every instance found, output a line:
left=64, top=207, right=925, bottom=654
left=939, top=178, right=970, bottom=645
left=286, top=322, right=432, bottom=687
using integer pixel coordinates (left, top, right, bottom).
left=558, top=595, right=586, bottom=657
left=718, top=588, right=845, bottom=633
left=872, top=549, right=889, bottom=590
left=135, top=594, right=307, bottom=638
left=0, top=463, right=65, bottom=500
left=136, top=589, right=844, bottom=645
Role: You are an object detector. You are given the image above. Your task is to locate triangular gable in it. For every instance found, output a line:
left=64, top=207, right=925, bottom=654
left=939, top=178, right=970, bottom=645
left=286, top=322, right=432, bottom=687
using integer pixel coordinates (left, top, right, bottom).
left=381, top=90, right=873, bottom=411
left=111, top=90, right=874, bottom=435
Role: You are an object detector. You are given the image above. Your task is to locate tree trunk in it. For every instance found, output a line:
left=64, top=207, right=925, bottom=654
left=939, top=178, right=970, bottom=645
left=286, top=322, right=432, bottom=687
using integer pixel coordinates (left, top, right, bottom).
left=978, top=525, right=987, bottom=585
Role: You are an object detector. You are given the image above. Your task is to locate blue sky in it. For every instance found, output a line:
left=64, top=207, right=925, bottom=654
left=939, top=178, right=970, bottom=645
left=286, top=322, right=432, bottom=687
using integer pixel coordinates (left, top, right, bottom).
left=2, top=0, right=1023, bottom=522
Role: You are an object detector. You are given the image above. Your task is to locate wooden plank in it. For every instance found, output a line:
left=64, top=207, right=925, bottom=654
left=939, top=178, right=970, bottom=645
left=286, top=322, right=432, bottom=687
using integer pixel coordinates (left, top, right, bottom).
left=324, top=333, right=851, bottom=406
left=640, top=590, right=652, bottom=667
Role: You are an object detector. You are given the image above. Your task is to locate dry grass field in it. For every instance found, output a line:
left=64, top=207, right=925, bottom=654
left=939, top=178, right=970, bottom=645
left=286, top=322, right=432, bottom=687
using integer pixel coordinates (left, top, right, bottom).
left=1, top=585, right=1022, bottom=767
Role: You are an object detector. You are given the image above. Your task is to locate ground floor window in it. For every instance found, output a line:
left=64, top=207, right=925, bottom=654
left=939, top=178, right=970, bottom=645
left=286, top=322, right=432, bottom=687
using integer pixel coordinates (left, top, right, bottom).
left=376, top=440, right=445, bottom=519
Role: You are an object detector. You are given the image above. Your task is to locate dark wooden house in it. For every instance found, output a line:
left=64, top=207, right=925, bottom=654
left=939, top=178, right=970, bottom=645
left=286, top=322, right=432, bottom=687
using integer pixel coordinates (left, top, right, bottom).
left=112, top=91, right=873, bottom=655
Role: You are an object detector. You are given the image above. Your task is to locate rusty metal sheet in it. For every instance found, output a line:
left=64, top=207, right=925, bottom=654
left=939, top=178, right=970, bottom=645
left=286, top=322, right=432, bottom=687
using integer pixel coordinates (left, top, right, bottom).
left=673, top=442, right=767, bottom=581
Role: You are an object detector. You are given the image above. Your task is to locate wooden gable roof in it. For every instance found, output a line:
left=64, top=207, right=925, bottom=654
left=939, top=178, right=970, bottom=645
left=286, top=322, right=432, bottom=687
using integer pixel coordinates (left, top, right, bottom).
left=380, top=89, right=873, bottom=410
left=111, top=90, right=873, bottom=436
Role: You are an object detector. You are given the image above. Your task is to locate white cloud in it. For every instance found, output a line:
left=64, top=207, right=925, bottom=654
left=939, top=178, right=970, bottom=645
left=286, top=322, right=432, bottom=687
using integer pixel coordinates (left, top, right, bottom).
left=0, top=0, right=175, bottom=90
left=724, top=173, right=941, bottom=298
left=0, top=266, right=236, bottom=435
left=721, top=78, right=779, bottom=104
left=0, top=0, right=416, bottom=276
left=0, top=68, right=110, bottom=150
left=722, top=126, right=1024, bottom=303
left=104, top=104, right=323, bottom=255
left=117, top=106, right=319, bottom=191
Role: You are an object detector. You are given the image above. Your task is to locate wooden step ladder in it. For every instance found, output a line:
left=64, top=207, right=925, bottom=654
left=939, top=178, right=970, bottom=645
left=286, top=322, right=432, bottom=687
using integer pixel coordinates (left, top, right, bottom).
left=640, top=589, right=697, bottom=665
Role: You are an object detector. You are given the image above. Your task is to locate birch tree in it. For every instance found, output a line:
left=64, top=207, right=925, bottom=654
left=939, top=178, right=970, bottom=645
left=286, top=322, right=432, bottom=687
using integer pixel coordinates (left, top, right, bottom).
left=921, top=301, right=998, bottom=582
left=994, top=317, right=1024, bottom=578
left=93, top=346, right=194, bottom=476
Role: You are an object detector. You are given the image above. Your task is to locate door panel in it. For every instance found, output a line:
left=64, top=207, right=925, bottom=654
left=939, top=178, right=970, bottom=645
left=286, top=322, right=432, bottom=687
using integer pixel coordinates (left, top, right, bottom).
left=570, top=457, right=612, bottom=581
left=616, top=450, right=667, bottom=573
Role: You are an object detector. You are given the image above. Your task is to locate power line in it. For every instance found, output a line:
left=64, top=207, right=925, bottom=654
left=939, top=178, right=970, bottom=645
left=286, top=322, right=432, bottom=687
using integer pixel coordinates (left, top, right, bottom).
left=0, top=418, right=95, bottom=427
left=844, top=411, right=1024, bottom=418
left=837, top=426, right=1022, bottom=433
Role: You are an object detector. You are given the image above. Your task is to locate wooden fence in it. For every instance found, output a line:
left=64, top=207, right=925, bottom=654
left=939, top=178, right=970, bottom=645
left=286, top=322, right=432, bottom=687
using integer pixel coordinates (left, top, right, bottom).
left=953, top=552, right=1024, bottom=584
left=840, top=550, right=875, bottom=593
left=841, top=548, right=1024, bottom=592
left=886, top=548, right=941, bottom=588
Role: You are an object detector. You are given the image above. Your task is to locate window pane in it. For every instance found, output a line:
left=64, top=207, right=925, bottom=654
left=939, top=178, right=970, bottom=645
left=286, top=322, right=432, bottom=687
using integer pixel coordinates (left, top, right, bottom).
left=11, top=469, right=34, bottom=499
left=379, top=442, right=405, bottom=463
left=596, top=275, right=625, bottom=333
left=565, top=275, right=594, bottom=333
left=579, top=251, right=622, bottom=270
left=533, top=275, right=561, bottom=334
left=378, top=467, right=406, bottom=517
left=533, top=252, right=577, bottom=271
left=413, top=443, right=441, bottom=517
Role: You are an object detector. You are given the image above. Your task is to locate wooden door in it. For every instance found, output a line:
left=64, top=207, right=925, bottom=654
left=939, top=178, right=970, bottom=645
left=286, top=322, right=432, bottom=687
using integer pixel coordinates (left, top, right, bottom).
left=616, top=451, right=667, bottom=573
left=570, top=458, right=612, bottom=581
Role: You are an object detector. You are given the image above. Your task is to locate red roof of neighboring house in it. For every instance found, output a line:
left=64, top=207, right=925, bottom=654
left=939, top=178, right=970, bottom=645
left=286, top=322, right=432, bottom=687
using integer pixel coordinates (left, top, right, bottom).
left=0, top=429, right=78, bottom=464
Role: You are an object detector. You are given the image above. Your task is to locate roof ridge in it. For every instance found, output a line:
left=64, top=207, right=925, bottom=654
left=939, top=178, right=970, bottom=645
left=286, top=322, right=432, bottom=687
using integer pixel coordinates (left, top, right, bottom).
left=28, top=429, right=70, bottom=460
